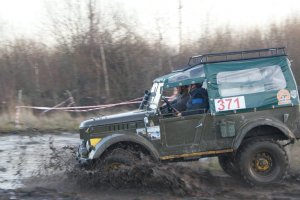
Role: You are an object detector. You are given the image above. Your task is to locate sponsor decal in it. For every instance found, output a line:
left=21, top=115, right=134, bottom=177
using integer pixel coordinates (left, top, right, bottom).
left=277, top=89, right=291, bottom=105
left=147, top=126, right=161, bottom=140
left=136, top=126, right=160, bottom=140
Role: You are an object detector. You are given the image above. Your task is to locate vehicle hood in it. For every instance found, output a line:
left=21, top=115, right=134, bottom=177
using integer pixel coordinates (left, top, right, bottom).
left=79, top=110, right=153, bottom=128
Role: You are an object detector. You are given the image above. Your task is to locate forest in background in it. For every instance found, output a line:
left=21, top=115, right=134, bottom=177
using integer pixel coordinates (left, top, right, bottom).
left=0, top=0, right=300, bottom=113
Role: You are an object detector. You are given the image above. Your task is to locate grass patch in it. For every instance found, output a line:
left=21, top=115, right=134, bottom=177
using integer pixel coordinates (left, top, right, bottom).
left=0, top=107, right=132, bottom=133
left=0, top=110, right=86, bottom=132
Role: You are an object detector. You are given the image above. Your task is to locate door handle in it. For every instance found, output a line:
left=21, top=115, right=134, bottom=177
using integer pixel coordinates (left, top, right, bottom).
left=195, top=123, right=203, bottom=128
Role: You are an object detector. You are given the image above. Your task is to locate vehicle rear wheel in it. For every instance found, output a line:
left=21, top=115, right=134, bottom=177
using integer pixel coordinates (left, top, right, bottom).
left=237, top=138, right=289, bottom=186
left=218, top=154, right=240, bottom=178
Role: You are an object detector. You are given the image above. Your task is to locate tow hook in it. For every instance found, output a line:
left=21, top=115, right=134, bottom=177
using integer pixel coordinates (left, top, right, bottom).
left=79, top=145, right=89, bottom=157
left=78, top=140, right=89, bottom=158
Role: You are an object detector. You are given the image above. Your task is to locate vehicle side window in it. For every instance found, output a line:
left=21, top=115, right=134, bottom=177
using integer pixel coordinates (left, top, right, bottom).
left=217, top=65, right=287, bottom=97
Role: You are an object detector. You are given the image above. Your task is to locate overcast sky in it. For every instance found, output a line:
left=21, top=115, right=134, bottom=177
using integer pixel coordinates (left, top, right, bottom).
left=0, top=0, right=300, bottom=45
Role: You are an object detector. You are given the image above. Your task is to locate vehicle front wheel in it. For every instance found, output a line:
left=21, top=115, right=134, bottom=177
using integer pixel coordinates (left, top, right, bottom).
left=237, top=138, right=289, bottom=186
left=102, top=148, right=137, bottom=171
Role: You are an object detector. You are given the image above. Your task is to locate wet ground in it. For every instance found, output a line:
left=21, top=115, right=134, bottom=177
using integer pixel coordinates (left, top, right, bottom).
left=0, top=132, right=299, bottom=200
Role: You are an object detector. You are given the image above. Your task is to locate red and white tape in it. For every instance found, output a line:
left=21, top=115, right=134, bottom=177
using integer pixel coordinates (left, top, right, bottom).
left=16, top=97, right=143, bottom=113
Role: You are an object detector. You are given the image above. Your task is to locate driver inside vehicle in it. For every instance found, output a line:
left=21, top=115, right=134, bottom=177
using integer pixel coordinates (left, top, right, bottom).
left=160, top=85, right=189, bottom=114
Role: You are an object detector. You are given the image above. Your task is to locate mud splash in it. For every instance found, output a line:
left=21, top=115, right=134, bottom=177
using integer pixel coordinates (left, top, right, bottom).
left=35, top=140, right=218, bottom=197
left=69, top=163, right=217, bottom=196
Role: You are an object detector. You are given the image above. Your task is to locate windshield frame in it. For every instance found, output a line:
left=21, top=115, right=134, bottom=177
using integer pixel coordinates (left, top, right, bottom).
left=148, top=82, right=164, bottom=111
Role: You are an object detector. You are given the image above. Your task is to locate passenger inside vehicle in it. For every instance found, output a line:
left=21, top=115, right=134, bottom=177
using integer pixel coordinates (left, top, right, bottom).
left=181, top=82, right=209, bottom=116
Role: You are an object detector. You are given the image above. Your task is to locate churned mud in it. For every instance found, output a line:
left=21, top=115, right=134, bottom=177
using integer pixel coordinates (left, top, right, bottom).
left=0, top=132, right=300, bottom=200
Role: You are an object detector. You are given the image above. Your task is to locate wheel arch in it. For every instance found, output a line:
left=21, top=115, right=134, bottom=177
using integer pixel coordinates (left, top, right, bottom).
left=89, top=134, right=160, bottom=161
left=233, top=118, right=295, bottom=150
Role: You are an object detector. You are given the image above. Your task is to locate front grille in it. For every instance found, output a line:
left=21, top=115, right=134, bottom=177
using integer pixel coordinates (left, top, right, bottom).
left=93, top=121, right=144, bottom=133
left=79, top=128, right=87, bottom=139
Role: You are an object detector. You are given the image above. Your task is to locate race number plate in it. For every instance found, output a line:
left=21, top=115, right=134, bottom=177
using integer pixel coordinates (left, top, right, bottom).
left=214, top=96, right=246, bottom=112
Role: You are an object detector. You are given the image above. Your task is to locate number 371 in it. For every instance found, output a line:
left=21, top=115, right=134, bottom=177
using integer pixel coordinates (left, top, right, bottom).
left=214, top=96, right=246, bottom=112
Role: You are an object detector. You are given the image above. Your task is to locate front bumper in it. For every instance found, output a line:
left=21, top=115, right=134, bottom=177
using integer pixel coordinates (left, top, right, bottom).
left=76, top=142, right=92, bottom=165
left=76, top=152, right=91, bottom=165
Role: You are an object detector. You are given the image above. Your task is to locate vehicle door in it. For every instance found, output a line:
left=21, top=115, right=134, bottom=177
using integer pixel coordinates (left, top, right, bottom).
left=158, top=65, right=208, bottom=156
left=159, top=113, right=206, bottom=156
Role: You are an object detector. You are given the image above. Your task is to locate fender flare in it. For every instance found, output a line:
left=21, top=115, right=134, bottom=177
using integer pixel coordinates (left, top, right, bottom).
left=89, top=133, right=160, bottom=161
left=233, top=118, right=295, bottom=150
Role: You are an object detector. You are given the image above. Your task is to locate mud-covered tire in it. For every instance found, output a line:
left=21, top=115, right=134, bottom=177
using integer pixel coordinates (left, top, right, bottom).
left=237, top=138, right=289, bottom=186
left=102, top=148, right=137, bottom=171
left=218, top=154, right=240, bottom=178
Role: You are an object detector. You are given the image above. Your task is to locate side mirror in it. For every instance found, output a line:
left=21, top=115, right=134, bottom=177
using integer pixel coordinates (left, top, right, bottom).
left=144, top=90, right=150, bottom=95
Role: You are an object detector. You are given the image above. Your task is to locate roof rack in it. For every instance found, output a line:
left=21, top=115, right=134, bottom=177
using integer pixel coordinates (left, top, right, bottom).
left=188, top=47, right=286, bottom=67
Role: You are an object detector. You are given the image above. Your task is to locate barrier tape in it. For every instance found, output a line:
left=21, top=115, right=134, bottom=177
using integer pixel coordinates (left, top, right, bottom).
left=62, top=101, right=141, bottom=112
left=42, top=97, right=72, bottom=114
left=15, top=106, right=21, bottom=128
left=16, top=97, right=143, bottom=113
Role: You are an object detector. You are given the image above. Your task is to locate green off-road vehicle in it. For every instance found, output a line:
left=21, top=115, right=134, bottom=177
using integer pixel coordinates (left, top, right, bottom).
left=77, top=47, right=300, bottom=185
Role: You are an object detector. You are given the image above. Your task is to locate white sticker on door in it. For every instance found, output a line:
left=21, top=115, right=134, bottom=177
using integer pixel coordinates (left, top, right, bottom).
left=215, top=96, right=246, bottom=112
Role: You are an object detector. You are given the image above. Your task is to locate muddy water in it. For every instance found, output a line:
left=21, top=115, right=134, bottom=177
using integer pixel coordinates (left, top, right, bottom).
left=0, top=132, right=79, bottom=189
left=0, top=133, right=300, bottom=200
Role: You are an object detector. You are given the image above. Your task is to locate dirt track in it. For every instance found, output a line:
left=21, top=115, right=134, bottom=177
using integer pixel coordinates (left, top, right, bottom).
left=0, top=132, right=300, bottom=200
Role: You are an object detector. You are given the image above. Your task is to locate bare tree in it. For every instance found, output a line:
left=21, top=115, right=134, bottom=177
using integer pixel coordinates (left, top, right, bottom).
left=88, top=0, right=110, bottom=101
left=178, top=0, right=183, bottom=54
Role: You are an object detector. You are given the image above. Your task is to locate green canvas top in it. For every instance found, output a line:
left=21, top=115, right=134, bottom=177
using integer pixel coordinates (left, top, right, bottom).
left=204, top=56, right=299, bottom=114
left=153, top=55, right=299, bottom=114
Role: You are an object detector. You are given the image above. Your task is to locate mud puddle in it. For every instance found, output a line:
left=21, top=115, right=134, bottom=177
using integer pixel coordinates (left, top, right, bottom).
left=0, top=132, right=79, bottom=189
left=0, top=133, right=300, bottom=200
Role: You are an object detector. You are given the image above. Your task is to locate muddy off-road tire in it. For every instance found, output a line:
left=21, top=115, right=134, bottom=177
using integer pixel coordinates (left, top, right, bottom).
left=218, top=154, right=240, bottom=178
left=237, top=138, right=289, bottom=186
left=102, top=148, right=137, bottom=171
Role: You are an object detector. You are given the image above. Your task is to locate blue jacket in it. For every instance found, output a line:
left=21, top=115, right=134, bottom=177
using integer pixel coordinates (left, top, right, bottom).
left=184, top=87, right=209, bottom=115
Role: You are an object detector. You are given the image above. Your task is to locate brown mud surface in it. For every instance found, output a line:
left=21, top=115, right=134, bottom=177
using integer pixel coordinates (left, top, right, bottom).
left=0, top=132, right=300, bottom=200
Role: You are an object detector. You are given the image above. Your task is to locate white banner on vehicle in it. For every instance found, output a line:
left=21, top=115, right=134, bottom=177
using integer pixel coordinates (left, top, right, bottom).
left=214, top=96, right=246, bottom=112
